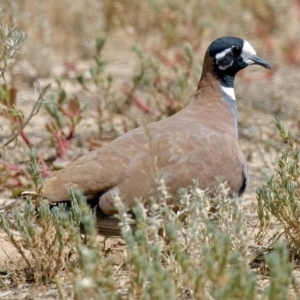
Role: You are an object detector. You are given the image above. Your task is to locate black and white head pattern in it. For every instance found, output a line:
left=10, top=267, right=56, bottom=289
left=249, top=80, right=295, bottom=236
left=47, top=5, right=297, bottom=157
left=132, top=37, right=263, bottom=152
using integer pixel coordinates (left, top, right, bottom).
left=207, top=36, right=271, bottom=101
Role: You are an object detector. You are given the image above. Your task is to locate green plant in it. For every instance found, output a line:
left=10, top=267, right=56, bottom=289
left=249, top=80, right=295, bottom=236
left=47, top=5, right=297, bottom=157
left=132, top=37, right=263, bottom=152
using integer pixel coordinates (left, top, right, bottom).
left=76, top=37, right=117, bottom=138
left=0, top=147, right=75, bottom=284
left=44, top=79, right=87, bottom=161
left=0, top=7, right=27, bottom=82
left=110, top=180, right=255, bottom=299
left=263, top=242, right=295, bottom=300
left=0, top=7, right=29, bottom=148
left=0, top=81, right=50, bottom=192
left=0, top=9, right=50, bottom=191
left=257, top=118, right=300, bottom=259
left=1, top=171, right=299, bottom=299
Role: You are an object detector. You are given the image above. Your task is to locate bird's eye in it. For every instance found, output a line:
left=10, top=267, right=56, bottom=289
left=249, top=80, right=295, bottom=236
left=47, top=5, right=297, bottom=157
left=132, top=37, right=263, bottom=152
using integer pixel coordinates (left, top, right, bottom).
left=232, top=46, right=241, bottom=55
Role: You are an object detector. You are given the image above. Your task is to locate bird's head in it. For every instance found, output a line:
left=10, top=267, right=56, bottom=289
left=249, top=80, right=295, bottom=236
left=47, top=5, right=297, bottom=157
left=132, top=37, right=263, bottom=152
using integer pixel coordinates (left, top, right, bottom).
left=201, top=36, right=271, bottom=87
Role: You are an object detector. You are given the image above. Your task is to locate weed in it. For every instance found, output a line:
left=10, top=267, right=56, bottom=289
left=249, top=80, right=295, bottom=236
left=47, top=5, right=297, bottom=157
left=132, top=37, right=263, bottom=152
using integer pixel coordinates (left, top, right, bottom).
left=76, top=37, right=117, bottom=138
left=0, top=10, right=49, bottom=191
left=0, top=147, right=75, bottom=284
left=257, top=118, right=300, bottom=260
left=1, top=153, right=298, bottom=299
left=0, top=7, right=27, bottom=82
left=44, top=80, right=87, bottom=161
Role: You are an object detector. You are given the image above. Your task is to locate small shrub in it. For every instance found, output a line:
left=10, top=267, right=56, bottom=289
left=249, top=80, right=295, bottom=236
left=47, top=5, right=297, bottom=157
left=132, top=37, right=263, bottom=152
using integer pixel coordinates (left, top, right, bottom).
left=44, top=79, right=87, bottom=161
left=257, top=117, right=300, bottom=260
left=1, top=170, right=298, bottom=299
left=0, top=9, right=49, bottom=192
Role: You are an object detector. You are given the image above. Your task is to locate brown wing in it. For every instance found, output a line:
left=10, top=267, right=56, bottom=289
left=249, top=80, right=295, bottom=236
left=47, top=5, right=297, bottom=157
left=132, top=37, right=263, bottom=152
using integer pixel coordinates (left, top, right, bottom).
left=36, top=102, right=246, bottom=214
left=42, top=127, right=147, bottom=201
left=41, top=108, right=197, bottom=201
left=98, top=128, right=247, bottom=215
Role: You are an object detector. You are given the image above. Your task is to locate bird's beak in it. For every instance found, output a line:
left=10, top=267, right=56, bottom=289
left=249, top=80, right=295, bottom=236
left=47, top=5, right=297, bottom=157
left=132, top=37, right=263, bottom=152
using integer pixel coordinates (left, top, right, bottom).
left=246, top=55, right=271, bottom=69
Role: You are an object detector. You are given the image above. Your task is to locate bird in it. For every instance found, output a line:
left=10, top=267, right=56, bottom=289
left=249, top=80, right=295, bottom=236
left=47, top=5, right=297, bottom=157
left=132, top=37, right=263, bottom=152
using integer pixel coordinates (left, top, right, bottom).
left=23, top=36, right=271, bottom=235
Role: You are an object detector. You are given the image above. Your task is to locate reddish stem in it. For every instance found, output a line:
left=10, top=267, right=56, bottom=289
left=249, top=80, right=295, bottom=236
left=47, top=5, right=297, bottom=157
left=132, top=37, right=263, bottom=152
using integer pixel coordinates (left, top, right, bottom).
left=123, top=84, right=154, bottom=114
left=55, top=132, right=68, bottom=159
left=20, top=130, right=31, bottom=147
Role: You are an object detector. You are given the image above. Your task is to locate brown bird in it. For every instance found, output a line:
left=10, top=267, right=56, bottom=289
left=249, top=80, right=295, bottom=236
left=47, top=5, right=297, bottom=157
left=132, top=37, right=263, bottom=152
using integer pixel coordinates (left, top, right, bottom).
left=23, top=37, right=270, bottom=235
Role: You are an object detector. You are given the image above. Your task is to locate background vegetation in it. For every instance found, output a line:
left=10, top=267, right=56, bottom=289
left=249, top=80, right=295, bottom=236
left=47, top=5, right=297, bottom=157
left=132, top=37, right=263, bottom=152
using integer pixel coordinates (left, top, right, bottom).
left=1, top=0, right=300, bottom=299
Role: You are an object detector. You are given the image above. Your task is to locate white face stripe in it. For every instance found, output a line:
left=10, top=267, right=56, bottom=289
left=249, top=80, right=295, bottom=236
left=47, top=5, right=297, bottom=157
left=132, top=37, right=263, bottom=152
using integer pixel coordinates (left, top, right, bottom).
left=215, top=39, right=258, bottom=70
left=220, top=86, right=236, bottom=101
left=242, top=40, right=256, bottom=64
left=215, top=48, right=232, bottom=60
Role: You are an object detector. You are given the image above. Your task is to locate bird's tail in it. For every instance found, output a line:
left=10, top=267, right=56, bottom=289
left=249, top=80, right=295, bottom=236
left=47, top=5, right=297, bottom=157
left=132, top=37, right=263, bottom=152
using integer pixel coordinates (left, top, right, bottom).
left=21, top=190, right=130, bottom=236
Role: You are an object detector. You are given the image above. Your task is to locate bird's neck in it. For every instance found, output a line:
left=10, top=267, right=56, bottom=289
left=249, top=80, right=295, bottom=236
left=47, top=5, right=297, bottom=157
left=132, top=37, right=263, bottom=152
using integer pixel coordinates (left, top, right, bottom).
left=194, top=72, right=239, bottom=137
left=219, top=83, right=238, bottom=136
